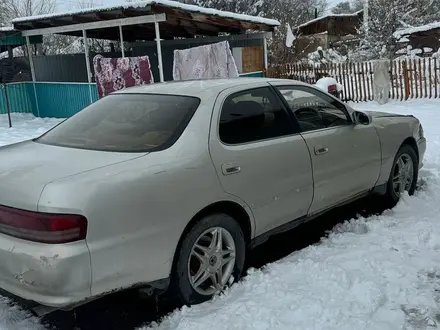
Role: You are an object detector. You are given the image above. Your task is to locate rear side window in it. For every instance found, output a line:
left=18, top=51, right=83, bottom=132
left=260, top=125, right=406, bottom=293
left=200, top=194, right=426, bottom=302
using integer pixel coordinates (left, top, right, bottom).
left=36, top=94, right=200, bottom=152
left=219, top=87, right=295, bottom=144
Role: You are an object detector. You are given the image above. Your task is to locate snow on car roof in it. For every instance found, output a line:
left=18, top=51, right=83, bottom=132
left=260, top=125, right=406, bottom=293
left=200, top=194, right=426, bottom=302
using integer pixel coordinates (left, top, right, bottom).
left=12, top=0, right=280, bottom=27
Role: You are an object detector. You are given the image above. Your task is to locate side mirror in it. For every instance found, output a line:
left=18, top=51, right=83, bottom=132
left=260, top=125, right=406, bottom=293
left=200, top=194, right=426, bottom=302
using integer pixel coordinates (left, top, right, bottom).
left=352, top=111, right=372, bottom=126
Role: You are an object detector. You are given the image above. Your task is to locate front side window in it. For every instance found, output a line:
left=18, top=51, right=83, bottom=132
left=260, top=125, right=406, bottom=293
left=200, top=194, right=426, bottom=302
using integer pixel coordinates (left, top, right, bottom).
left=277, top=86, right=351, bottom=132
left=219, top=87, right=295, bottom=144
left=36, top=94, right=200, bottom=152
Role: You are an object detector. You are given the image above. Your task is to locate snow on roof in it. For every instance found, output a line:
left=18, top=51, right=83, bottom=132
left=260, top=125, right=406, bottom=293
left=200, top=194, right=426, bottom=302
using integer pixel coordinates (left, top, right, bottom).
left=294, top=9, right=363, bottom=30
left=12, top=0, right=280, bottom=27
left=394, top=21, right=440, bottom=40
left=0, top=27, right=15, bottom=32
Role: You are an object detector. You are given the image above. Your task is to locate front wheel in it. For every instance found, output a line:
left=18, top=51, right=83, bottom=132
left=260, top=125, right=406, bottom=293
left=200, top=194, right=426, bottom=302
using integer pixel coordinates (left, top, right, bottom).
left=385, top=144, right=418, bottom=206
left=170, top=213, right=246, bottom=306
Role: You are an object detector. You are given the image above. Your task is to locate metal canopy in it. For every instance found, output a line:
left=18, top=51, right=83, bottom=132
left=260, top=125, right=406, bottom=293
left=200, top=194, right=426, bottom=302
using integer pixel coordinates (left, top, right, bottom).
left=13, top=2, right=278, bottom=41
left=20, top=13, right=166, bottom=37
left=12, top=1, right=276, bottom=107
left=0, top=29, right=42, bottom=53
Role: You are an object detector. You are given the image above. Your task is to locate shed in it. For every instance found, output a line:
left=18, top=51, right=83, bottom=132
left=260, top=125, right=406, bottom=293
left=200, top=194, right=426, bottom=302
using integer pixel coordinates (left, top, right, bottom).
left=6, top=0, right=279, bottom=118
left=293, top=10, right=363, bottom=54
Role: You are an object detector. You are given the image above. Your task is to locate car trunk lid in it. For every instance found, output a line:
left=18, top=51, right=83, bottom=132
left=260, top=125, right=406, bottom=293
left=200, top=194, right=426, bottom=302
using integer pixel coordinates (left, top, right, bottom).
left=0, top=141, right=146, bottom=211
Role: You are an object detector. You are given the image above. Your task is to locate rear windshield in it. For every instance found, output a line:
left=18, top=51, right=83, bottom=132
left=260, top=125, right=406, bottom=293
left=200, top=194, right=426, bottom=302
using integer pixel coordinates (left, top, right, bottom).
left=36, top=93, right=201, bottom=152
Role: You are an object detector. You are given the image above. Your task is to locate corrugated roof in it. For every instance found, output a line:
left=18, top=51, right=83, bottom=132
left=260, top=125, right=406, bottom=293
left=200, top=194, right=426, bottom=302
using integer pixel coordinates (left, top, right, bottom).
left=12, top=0, right=279, bottom=27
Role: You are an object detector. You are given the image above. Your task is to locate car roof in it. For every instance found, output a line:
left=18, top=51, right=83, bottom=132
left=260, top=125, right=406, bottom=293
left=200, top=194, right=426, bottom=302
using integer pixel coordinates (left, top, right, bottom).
left=114, top=78, right=309, bottom=98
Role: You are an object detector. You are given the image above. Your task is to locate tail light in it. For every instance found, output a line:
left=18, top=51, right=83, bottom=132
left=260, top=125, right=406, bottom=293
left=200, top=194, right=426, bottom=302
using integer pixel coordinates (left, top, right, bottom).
left=0, top=205, right=87, bottom=244
left=328, top=84, right=337, bottom=92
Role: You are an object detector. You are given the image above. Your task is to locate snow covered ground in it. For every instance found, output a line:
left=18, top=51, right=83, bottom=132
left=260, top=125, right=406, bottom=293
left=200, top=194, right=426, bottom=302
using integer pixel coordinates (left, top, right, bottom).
left=0, top=99, right=438, bottom=330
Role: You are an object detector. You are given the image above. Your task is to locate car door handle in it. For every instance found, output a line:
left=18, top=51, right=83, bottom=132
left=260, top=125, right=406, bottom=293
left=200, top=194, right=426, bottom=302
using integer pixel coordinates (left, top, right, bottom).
left=221, top=164, right=241, bottom=176
left=314, top=146, right=329, bottom=155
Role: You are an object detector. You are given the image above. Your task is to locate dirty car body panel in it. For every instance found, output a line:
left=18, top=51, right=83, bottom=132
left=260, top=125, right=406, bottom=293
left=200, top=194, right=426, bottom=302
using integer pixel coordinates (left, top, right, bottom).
left=0, top=78, right=426, bottom=310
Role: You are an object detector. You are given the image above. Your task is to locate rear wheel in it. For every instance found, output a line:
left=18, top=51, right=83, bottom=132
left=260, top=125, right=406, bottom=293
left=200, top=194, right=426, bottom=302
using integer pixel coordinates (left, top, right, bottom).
left=385, top=144, right=418, bottom=206
left=170, top=213, right=246, bottom=306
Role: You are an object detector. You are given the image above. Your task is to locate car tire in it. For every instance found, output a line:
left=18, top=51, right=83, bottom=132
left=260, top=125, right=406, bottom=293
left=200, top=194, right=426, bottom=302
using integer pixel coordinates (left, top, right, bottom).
left=170, top=213, right=246, bottom=306
left=385, top=144, right=419, bottom=206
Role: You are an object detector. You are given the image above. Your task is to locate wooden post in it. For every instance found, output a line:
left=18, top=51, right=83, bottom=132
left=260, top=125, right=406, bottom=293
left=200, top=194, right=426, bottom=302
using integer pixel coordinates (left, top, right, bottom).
left=423, top=58, right=427, bottom=98
left=365, top=62, right=371, bottom=101
left=82, top=29, right=94, bottom=104
left=408, top=59, right=414, bottom=98
left=429, top=57, right=432, bottom=99
left=418, top=58, right=423, bottom=98
left=398, top=60, right=403, bottom=101
left=119, top=25, right=125, bottom=58
left=403, top=60, right=410, bottom=100
left=368, top=62, right=373, bottom=100
left=154, top=21, right=164, bottom=83
left=26, top=36, right=40, bottom=117
left=360, top=62, right=367, bottom=101
left=434, top=58, right=438, bottom=99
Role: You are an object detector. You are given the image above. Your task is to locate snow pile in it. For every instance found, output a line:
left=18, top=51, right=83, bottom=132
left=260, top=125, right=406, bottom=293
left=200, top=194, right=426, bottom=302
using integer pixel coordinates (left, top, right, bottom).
left=0, top=113, right=62, bottom=147
left=142, top=99, right=440, bottom=330
left=395, top=45, right=435, bottom=59
left=307, top=47, right=347, bottom=65
left=0, top=297, right=45, bottom=330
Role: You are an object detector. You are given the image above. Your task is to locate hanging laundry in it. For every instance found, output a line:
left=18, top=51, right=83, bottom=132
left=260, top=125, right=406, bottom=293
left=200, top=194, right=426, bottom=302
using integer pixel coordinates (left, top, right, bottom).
left=93, top=55, right=154, bottom=99
left=173, top=41, right=239, bottom=81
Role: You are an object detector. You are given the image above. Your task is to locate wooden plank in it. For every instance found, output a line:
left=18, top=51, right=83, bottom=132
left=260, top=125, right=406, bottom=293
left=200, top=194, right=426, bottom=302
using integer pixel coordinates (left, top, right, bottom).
left=423, top=58, right=427, bottom=98
left=368, top=61, right=373, bottom=101
left=352, top=62, right=358, bottom=102
left=403, top=60, right=410, bottom=100
left=418, top=58, right=423, bottom=98
left=409, top=59, right=414, bottom=98
left=340, top=63, right=346, bottom=101
left=429, top=58, right=432, bottom=98
left=337, top=63, right=343, bottom=100
left=365, top=62, right=371, bottom=101
left=361, top=62, right=367, bottom=101
left=349, top=63, right=355, bottom=102
left=435, top=58, right=438, bottom=98
left=356, top=62, right=362, bottom=101
left=391, top=60, right=396, bottom=100
left=359, top=62, right=363, bottom=101
left=398, top=60, right=403, bottom=101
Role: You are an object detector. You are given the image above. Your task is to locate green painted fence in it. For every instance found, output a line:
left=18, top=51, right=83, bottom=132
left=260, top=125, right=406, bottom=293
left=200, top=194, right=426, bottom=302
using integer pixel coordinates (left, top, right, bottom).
left=0, top=83, right=34, bottom=115
left=0, top=82, right=98, bottom=118
left=0, top=72, right=264, bottom=118
left=35, top=83, right=99, bottom=118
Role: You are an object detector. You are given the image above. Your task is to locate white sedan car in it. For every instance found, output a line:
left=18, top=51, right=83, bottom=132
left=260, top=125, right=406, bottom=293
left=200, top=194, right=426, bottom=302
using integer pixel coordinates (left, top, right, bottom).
left=0, top=78, right=426, bottom=316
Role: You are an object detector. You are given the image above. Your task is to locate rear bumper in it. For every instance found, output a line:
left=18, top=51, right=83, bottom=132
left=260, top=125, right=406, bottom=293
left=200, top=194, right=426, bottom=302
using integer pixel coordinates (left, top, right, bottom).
left=0, top=234, right=92, bottom=308
left=417, top=137, right=427, bottom=169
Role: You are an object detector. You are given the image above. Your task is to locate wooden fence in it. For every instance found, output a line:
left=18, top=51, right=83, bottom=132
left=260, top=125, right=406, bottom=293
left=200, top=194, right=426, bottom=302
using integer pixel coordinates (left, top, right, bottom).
left=266, top=58, right=440, bottom=102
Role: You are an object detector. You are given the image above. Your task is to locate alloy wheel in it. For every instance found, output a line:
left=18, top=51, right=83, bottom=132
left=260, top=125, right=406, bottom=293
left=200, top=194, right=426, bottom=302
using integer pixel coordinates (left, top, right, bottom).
left=187, top=227, right=236, bottom=296
left=392, top=153, right=414, bottom=196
